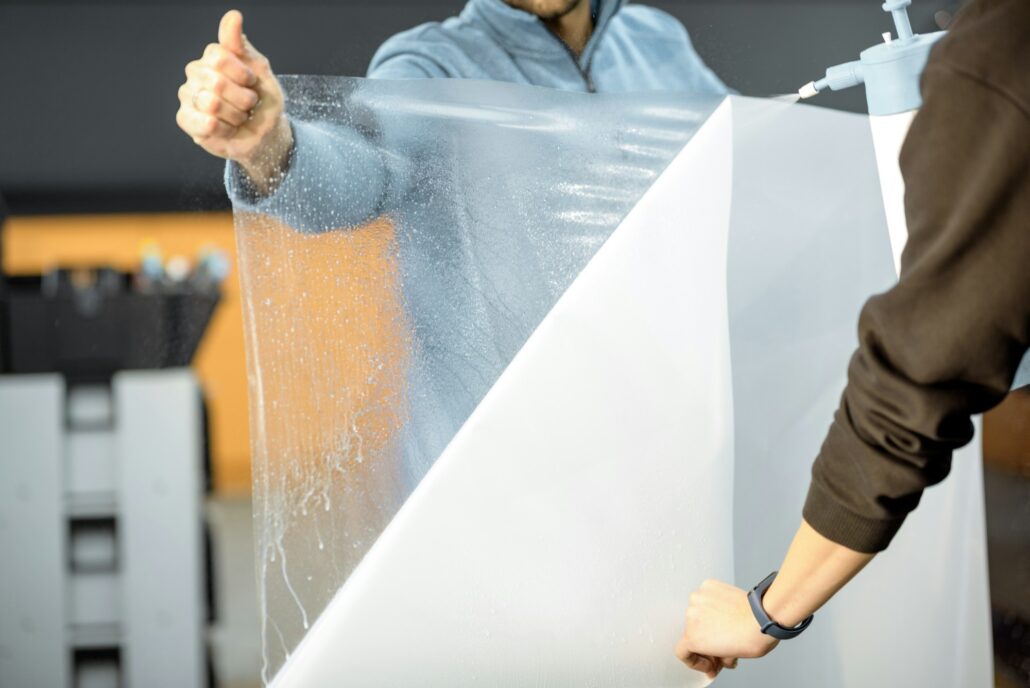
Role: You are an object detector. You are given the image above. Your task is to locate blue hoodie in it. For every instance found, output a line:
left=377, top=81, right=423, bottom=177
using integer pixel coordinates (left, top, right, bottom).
left=226, top=0, right=727, bottom=483
left=227, top=0, right=728, bottom=217
left=366, top=0, right=727, bottom=94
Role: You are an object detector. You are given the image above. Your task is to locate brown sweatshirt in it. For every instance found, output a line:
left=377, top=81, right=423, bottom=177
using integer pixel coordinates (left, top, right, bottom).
left=802, top=0, right=1030, bottom=554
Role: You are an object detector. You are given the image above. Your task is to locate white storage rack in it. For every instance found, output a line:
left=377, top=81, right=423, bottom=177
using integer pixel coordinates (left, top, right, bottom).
left=0, top=369, right=208, bottom=688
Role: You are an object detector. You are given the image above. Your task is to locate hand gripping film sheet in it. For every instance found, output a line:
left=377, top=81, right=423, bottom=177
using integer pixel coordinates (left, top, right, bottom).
left=231, top=78, right=991, bottom=687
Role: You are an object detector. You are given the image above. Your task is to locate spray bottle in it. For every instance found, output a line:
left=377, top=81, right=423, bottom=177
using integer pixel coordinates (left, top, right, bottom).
left=797, top=0, right=944, bottom=275
left=798, top=4, right=1030, bottom=389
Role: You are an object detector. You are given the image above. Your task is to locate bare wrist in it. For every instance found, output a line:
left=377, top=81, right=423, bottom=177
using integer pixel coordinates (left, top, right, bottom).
left=240, top=115, right=294, bottom=194
left=760, top=581, right=810, bottom=629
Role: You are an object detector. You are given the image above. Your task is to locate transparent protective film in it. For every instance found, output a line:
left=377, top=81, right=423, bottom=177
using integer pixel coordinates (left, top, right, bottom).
left=232, top=76, right=722, bottom=681
left=233, top=80, right=991, bottom=687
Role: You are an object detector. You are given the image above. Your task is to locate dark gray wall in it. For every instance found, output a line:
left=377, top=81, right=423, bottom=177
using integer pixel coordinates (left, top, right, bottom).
left=0, top=0, right=959, bottom=214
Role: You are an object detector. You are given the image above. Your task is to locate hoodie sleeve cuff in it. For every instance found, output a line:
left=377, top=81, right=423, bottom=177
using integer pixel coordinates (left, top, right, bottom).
left=223, top=120, right=298, bottom=212
left=223, top=118, right=391, bottom=233
left=802, top=479, right=905, bottom=554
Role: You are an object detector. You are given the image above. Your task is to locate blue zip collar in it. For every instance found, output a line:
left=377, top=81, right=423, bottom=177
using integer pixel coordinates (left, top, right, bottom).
left=461, top=0, right=625, bottom=69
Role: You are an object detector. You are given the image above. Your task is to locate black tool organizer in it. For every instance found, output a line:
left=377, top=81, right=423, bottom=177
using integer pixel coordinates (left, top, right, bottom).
left=0, top=190, right=219, bottom=380
left=1, top=269, right=218, bottom=380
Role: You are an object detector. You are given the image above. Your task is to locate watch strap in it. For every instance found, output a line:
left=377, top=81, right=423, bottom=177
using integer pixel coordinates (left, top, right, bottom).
left=747, top=571, right=814, bottom=640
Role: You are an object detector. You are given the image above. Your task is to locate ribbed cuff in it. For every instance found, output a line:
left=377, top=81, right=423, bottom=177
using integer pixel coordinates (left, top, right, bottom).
left=224, top=120, right=297, bottom=210
left=802, top=480, right=905, bottom=554
left=224, top=160, right=262, bottom=206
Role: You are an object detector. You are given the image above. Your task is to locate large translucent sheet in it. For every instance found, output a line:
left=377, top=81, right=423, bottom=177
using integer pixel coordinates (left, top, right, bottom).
left=721, top=98, right=991, bottom=687
left=235, top=76, right=721, bottom=681
left=233, top=79, right=991, bottom=686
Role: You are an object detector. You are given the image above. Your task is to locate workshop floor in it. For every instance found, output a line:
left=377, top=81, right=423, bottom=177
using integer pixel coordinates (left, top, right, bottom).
left=207, top=497, right=262, bottom=688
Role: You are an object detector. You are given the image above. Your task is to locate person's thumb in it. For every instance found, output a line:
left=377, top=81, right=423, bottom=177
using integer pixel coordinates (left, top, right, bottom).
left=218, top=9, right=248, bottom=57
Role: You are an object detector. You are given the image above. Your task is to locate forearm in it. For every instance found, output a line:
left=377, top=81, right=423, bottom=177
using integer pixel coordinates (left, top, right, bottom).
left=760, top=520, right=874, bottom=627
left=237, top=115, right=295, bottom=196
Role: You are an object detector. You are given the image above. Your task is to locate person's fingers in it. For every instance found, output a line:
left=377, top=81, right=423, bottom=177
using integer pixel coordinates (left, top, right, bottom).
left=687, top=653, right=716, bottom=674
left=218, top=8, right=269, bottom=68
left=218, top=9, right=247, bottom=57
left=202, top=42, right=256, bottom=87
left=185, top=62, right=260, bottom=112
left=176, top=105, right=237, bottom=140
left=675, top=639, right=720, bottom=676
left=674, top=636, right=692, bottom=663
left=191, top=89, right=251, bottom=126
left=720, top=656, right=739, bottom=669
left=700, top=578, right=733, bottom=593
left=179, top=79, right=253, bottom=128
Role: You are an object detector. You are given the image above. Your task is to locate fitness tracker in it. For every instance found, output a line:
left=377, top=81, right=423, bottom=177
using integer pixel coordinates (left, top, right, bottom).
left=747, top=571, right=814, bottom=640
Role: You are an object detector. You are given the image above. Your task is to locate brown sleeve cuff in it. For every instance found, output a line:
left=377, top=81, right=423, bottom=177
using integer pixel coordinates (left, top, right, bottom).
left=802, top=480, right=905, bottom=554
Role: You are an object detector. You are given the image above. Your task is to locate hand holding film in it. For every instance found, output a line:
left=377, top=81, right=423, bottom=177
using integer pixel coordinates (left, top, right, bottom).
left=177, top=9, right=293, bottom=186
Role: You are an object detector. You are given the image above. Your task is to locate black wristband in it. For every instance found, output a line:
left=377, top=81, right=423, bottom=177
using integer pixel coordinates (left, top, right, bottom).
left=747, top=571, right=814, bottom=640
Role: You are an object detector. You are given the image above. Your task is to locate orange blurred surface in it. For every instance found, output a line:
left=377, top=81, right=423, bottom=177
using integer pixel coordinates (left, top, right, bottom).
left=984, top=389, right=1030, bottom=476
left=233, top=212, right=407, bottom=473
